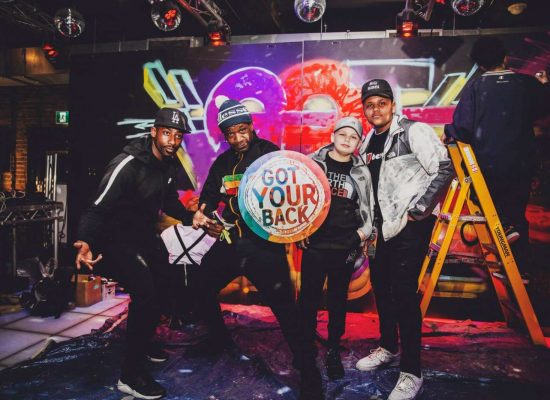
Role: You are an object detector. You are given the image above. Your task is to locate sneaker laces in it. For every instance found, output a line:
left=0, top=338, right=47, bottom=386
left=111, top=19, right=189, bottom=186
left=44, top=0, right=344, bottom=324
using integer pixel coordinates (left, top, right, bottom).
left=395, top=374, right=417, bottom=393
left=369, top=347, right=388, bottom=361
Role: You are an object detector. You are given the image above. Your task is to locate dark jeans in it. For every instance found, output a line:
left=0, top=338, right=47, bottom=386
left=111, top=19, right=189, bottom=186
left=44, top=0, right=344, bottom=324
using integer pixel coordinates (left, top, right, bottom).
left=103, top=244, right=163, bottom=378
left=152, top=241, right=200, bottom=321
left=485, top=173, right=532, bottom=273
left=370, top=217, right=434, bottom=377
left=195, top=235, right=306, bottom=364
left=175, top=264, right=199, bottom=319
left=299, top=247, right=354, bottom=353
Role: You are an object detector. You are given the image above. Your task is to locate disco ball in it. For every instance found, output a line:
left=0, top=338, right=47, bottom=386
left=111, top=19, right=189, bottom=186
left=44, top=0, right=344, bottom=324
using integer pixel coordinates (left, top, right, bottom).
left=451, top=0, right=485, bottom=17
left=151, top=0, right=181, bottom=32
left=294, top=0, right=326, bottom=23
left=54, top=8, right=85, bottom=38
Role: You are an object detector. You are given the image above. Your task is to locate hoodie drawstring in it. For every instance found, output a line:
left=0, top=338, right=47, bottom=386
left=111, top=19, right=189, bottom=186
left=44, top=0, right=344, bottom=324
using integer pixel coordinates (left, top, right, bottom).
left=228, top=152, right=244, bottom=238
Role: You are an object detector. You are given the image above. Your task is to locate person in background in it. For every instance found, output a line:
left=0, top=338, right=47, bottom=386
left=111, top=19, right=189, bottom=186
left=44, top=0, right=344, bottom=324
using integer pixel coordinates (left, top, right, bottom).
left=445, top=36, right=550, bottom=282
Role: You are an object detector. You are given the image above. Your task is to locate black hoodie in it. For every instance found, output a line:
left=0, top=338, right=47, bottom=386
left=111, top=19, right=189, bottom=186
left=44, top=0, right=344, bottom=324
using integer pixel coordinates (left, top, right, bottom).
left=199, top=133, right=278, bottom=236
left=77, top=136, right=181, bottom=250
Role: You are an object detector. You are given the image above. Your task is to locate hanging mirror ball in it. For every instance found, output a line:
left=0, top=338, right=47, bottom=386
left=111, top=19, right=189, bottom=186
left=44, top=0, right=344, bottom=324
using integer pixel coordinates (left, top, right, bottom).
left=294, top=0, right=326, bottom=23
left=151, top=1, right=182, bottom=32
left=451, top=0, right=485, bottom=17
left=54, top=8, right=85, bottom=38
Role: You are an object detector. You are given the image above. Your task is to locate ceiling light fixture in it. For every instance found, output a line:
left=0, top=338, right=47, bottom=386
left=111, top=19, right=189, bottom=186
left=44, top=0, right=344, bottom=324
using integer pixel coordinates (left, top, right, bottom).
left=451, top=0, right=485, bottom=17
left=294, top=0, right=326, bottom=23
left=396, top=1, right=418, bottom=38
left=206, top=19, right=231, bottom=46
left=507, top=2, right=527, bottom=15
left=151, top=0, right=182, bottom=32
left=54, top=8, right=85, bottom=38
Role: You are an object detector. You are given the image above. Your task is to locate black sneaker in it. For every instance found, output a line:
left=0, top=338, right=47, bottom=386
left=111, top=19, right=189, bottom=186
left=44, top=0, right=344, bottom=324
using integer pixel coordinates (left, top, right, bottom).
left=299, top=363, right=324, bottom=400
left=325, top=348, right=344, bottom=380
left=504, top=226, right=520, bottom=244
left=146, top=344, right=169, bottom=363
left=117, top=371, right=166, bottom=399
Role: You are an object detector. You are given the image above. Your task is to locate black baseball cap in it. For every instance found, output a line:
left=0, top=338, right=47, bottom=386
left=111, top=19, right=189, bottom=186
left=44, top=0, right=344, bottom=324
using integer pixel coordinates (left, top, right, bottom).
left=361, top=79, right=394, bottom=103
left=154, top=108, right=191, bottom=133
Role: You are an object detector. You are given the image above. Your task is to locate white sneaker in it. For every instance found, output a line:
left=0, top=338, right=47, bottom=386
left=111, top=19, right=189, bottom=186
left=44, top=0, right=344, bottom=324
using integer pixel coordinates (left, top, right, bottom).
left=355, top=346, right=400, bottom=371
left=388, top=372, right=423, bottom=400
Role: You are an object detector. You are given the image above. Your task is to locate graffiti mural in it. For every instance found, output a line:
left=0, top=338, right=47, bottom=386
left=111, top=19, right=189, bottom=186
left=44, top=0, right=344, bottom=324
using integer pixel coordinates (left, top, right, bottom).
left=70, top=33, right=550, bottom=299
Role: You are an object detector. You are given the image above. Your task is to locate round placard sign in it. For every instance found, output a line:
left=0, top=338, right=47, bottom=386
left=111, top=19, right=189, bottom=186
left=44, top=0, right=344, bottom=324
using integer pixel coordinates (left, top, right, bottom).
left=238, top=150, right=331, bottom=243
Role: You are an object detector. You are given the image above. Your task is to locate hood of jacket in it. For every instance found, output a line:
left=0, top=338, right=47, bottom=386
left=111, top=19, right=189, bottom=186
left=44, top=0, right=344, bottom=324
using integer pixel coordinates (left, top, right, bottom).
left=359, top=114, right=408, bottom=156
left=123, top=135, right=177, bottom=171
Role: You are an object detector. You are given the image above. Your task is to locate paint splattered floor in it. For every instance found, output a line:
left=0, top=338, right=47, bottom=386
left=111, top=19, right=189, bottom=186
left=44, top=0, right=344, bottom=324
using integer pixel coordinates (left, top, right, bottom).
left=1, top=302, right=549, bottom=399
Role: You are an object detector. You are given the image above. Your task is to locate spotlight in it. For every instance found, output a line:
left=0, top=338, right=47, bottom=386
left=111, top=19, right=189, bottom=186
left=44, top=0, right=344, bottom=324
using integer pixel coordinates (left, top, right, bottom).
left=396, top=4, right=418, bottom=38
left=42, top=43, right=59, bottom=63
left=294, top=0, right=326, bottom=23
left=451, top=0, right=485, bottom=16
left=151, top=0, right=181, bottom=32
left=507, top=2, right=527, bottom=15
left=54, top=8, right=85, bottom=38
left=206, top=19, right=231, bottom=46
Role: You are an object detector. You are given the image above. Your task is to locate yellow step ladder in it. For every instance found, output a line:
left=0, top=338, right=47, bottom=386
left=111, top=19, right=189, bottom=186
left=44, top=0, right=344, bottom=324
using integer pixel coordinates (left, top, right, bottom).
left=418, top=140, right=546, bottom=346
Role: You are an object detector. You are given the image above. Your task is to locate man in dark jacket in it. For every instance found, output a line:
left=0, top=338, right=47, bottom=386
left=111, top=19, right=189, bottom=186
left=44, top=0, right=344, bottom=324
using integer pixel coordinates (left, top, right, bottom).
left=192, top=98, right=323, bottom=399
left=445, top=36, right=550, bottom=278
left=74, top=108, right=191, bottom=399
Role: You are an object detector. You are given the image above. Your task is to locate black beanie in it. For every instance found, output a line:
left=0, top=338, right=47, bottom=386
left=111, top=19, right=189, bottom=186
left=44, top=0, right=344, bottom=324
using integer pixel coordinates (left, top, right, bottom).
left=217, top=99, right=253, bottom=132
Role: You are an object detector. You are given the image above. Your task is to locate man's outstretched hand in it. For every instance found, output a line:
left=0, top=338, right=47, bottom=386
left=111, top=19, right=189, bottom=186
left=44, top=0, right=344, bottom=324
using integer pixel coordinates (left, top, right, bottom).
left=192, top=203, right=215, bottom=229
left=73, top=240, right=103, bottom=271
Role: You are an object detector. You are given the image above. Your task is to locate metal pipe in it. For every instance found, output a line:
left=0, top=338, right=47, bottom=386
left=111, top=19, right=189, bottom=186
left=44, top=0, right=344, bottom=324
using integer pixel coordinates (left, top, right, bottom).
left=199, top=0, right=224, bottom=24
left=175, top=0, right=209, bottom=27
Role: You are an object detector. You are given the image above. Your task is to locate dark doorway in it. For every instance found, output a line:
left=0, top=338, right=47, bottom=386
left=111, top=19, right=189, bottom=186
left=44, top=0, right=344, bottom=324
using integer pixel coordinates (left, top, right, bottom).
left=26, top=127, right=70, bottom=194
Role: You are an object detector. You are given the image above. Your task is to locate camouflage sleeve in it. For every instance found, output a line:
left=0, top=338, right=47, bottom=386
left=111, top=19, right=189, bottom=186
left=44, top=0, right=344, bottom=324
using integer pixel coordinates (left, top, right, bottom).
left=408, top=122, right=454, bottom=220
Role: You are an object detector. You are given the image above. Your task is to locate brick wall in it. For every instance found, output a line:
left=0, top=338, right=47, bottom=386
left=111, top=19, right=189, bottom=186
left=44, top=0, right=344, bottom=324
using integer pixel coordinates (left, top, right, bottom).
left=0, top=85, right=69, bottom=191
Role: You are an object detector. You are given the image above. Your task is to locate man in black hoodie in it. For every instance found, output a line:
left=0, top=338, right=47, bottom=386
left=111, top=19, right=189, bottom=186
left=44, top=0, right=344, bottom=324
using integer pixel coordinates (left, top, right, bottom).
left=192, top=98, right=323, bottom=399
left=74, top=108, right=192, bottom=399
left=445, top=37, right=550, bottom=279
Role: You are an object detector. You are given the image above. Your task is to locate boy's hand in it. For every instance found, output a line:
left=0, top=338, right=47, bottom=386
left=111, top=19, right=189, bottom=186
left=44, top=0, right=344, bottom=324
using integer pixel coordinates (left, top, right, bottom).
left=535, top=70, right=548, bottom=84
left=356, top=229, right=367, bottom=242
left=296, top=237, right=310, bottom=250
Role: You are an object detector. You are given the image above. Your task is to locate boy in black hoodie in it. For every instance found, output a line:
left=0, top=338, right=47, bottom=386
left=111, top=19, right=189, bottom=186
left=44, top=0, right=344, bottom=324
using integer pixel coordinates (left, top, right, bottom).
left=74, top=108, right=199, bottom=399
left=192, top=98, right=323, bottom=400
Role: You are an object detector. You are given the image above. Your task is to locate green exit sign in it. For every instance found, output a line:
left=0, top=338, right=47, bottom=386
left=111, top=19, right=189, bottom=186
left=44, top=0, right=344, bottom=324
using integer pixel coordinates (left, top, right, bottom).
left=56, top=111, right=69, bottom=125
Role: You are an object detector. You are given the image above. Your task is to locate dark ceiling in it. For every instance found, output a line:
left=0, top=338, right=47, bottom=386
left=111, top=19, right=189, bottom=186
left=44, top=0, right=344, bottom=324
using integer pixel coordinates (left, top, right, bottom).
left=0, top=0, right=548, bottom=49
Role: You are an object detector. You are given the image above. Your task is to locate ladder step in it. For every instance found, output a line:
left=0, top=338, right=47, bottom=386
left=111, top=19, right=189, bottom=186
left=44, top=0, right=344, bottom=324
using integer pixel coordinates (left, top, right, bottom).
left=439, top=213, right=487, bottom=223
left=491, top=271, right=530, bottom=285
left=427, top=245, right=501, bottom=266
left=429, top=243, right=441, bottom=252
left=444, top=255, right=500, bottom=266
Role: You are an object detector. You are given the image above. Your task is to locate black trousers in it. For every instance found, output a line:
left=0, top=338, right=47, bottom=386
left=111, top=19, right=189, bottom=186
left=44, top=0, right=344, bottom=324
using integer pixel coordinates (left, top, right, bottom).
left=369, top=217, right=434, bottom=377
left=485, top=173, right=532, bottom=273
left=195, top=235, right=305, bottom=363
left=161, top=262, right=199, bottom=321
left=299, top=247, right=354, bottom=353
left=103, top=244, right=163, bottom=378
